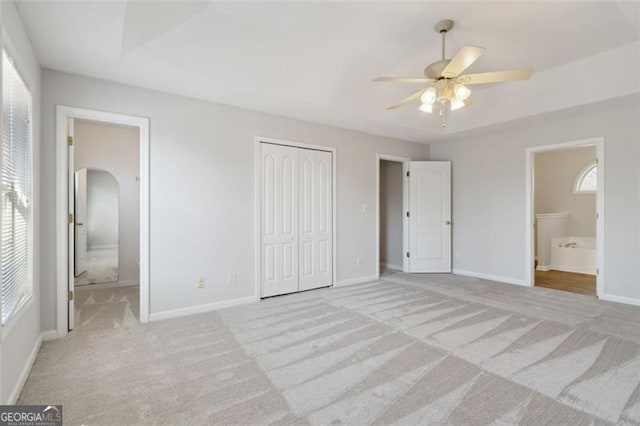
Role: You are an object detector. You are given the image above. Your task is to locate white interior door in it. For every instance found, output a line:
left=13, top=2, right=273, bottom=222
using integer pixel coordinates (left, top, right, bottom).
left=261, top=143, right=299, bottom=297
left=408, top=161, right=451, bottom=273
left=298, top=149, right=332, bottom=291
left=74, top=168, right=88, bottom=277
left=67, top=118, right=75, bottom=330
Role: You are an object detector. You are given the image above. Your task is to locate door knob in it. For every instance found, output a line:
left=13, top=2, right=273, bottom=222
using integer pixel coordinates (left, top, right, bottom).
left=445, top=220, right=451, bottom=225
left=75, top=222, right=83, bottom=227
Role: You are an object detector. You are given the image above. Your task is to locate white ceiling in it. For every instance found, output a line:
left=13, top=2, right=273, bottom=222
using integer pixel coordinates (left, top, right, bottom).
left=15, top=1, right=640, bottom=143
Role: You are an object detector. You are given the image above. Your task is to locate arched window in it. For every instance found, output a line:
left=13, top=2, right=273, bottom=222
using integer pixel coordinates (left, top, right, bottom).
left=574, top=161, right=597, bottom=194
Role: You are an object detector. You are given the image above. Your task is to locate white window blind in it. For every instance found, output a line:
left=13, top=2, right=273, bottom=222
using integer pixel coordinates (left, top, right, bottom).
left=1, top=50, right=32, bottom=325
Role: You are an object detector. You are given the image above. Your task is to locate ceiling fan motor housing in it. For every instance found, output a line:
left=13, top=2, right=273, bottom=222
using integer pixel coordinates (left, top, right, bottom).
left=424, top=59, right=451, bottom=80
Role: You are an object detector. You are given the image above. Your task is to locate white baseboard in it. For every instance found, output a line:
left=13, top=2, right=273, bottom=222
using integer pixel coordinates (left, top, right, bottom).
left=76, top=280, right=139, bottom=290
left=600, top=293, right=640, bottom=307
left=6, top=333, right=43, bottom=404
left=536, top=265, right=550, bottom=272
left=381, top=263, right=403, bottom=272
left=41, top=330, right=58, bottom=341
left=334, top=274, right=379, bottom=287
left=452, top=269, right=529, bottom=287
left=149, top=296, right=256, bottom=321
left=550, top=265, right=596, bottom=275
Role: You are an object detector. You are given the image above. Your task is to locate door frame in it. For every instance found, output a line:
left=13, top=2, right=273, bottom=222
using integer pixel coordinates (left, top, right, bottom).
left=56, top=105, right=150, bottom=337
left=254, top=136, right=337, bottom=299
left=525, top=137, right=604, bottom=297
left=375, top=154, right=410, bottom=277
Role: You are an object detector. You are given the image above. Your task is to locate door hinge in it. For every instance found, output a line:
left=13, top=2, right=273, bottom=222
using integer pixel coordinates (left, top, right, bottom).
left=67, top=136, right=73, bottom=146
left=406, top=252, right=410, bottom=258
left=68, top=213, right=73, bottom=224
left=68, top=291, right=74, bottom=301
left=406, top=171, right=410, bottom=177
left=406, top=211, right=410, bottom=218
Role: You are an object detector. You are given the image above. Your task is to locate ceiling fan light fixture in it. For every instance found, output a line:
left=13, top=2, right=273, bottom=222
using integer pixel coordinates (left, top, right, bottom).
left=454, top=83, right=471, bottom=100
left=419, top=103, right=433, bottom=113
left=450, top=98, right=466, bottom=111
left=374, top=18, right=532, bottom=128
left=420, top=87, right=437, bottom=105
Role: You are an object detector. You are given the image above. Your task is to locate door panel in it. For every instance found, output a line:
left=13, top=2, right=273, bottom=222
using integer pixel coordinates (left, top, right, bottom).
left=409, top=161, right=451, bottom=273
left=261, top=143, right=299, bottom=297
left=298, top=149, right=316, bottom=288
left=314, top=150, right=333, bottom=287
left=260, top=143, right=333, bottom=297
left=299, top=149, right=332, bottom=291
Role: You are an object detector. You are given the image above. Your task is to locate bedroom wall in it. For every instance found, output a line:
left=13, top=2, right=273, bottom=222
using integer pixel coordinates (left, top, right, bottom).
left=430, top=94, right=640, bottom=304
left=39, top=69, right=430, bottom=329
left=0, top=0, right=42, bottom=404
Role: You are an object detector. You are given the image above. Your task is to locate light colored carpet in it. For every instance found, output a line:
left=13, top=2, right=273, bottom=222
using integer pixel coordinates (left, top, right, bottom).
left=19, top=271, right=640, bottom=425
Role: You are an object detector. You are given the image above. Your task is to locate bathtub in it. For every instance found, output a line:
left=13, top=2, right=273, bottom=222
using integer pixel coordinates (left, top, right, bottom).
left=550, top=237, right=596, bottom=275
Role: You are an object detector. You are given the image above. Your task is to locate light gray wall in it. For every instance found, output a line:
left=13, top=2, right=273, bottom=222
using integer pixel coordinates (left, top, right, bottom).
left=0, top=0, right=42, bottom=404
left=380, top=160, right=403, bottom=268
left=534, top=146, right=597, bottom=239
left=40, top=69, right=430, bottom=330
left=86, top=170, right=119, bottom=247
left=74, top=120, right=140, bottom=283
left=430, top=95, right=640, bottom=302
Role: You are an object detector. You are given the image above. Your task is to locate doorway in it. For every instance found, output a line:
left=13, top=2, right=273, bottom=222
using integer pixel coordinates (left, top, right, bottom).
left=526, top=138, right=604, bottom=297
left=56, top=106, right=150, bottom=337
left=375, top=155, right=452, bottom=277
left=378, top=159, right=406, bottom=274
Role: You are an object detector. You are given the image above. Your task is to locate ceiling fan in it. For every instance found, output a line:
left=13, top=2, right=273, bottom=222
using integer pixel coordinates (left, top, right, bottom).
left=374, top=19, right=533, bottom=127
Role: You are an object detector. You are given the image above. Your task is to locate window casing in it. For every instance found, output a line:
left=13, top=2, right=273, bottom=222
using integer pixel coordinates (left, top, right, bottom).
left=1, top=49, right=33, bottom=325
left=574, top=161, right=597, bottom=194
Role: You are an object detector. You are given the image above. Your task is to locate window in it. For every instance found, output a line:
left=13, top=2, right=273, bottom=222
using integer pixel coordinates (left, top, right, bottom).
left=574, top=161, right=597, bottom=194
left=1, top=50, right=33, bottom=325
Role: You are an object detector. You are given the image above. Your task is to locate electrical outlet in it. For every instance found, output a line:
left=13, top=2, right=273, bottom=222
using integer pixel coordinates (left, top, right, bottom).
left=356, top=257, right=362, bottom=267
left=228, top=273, right=237, bottom=285
left=197, top=277, right=205, bottom=289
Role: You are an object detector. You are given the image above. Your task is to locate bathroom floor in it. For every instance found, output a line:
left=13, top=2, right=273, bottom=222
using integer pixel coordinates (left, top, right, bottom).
left=535, top=269, right=596, bottom=296
left=75, top=247, right=119, bottom=286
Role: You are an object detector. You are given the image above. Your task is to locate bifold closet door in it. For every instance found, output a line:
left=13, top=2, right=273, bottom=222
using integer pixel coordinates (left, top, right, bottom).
left=261, top=143, right=299, bottom=297
left=298, top=149, right=333, bottom=291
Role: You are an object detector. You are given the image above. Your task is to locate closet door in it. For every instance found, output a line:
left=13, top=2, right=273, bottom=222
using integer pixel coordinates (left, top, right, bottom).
left=299, top=149, right=333, bottom=291
left=261, top=143, right=299, bottom=297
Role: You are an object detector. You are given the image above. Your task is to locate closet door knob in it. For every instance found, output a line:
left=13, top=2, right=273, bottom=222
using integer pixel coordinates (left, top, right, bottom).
left=445, top=220, right=451, bottom=225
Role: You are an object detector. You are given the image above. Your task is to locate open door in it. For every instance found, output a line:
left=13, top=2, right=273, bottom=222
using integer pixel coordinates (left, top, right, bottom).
left=67, top=118, right=75, bottom=330
left=408, top=161, right=452, bottom=273
left=74, top=168, right=88, bottom=277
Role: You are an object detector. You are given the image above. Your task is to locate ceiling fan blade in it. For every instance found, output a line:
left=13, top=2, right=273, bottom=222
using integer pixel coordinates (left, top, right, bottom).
left=387, top=88, right=427, bottom=110
left=374, top=77, right=434, bottom=84
left=441, top=46, right=486, bottom=78
left=457, top=68, right=533, bottom=85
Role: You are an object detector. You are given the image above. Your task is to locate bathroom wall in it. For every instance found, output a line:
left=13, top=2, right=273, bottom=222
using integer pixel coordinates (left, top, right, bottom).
left=86, top=170, right=119, bottom=248
left=534, top=145, right=597, bottom=238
